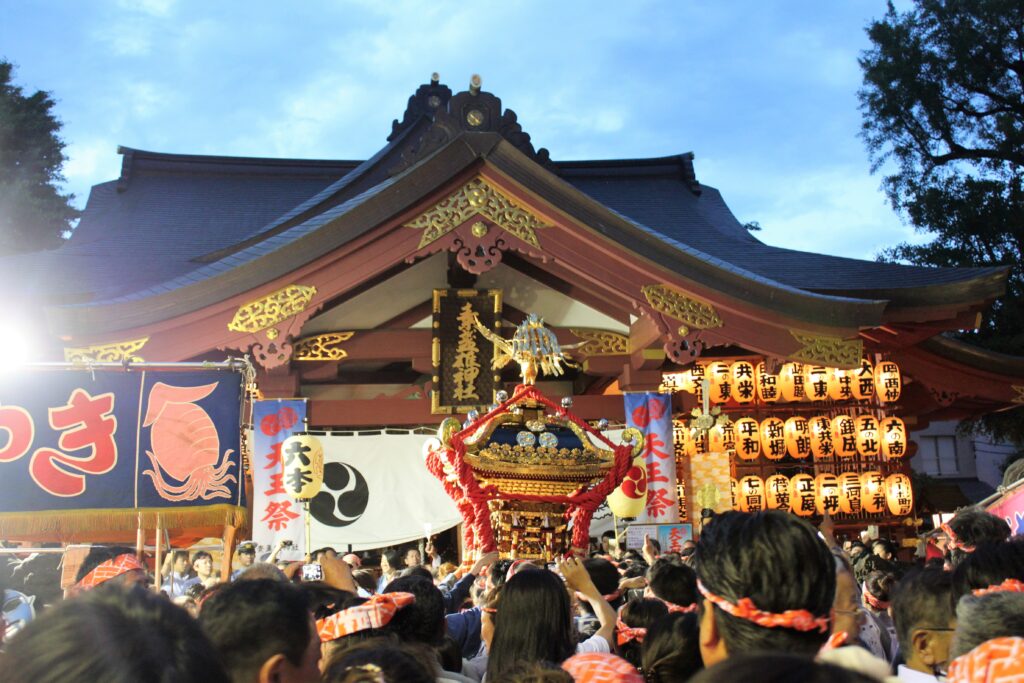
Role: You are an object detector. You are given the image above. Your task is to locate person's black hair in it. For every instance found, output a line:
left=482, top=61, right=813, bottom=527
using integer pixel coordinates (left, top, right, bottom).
left=74, top=545, right=137, bottom=582
left=951, top=591, right=1024, bottom=658
left=863, top=571, right=896, bottom=605
left=641, top=612, right=703, bottom=683
left=688, top=653, right=879, bottom=683
left=648, top=561, right=698, bottom=607
left=170, top=549, right=190, bottom=564
left=351, top=569, right=378, bottom=595
left=191, top=550, right=212, bottom=563
left=951, top=537, right=1024, bottom=604
left=198, top=578, right=313, bottom=683
left=312, top=547, right=337, bottom=561
left=487, top=661, right=574, bottom=683
left=383, top=575, right=445, bottom=647
left=184, top=582, right=206, bottom=601
left=400, top=565, right=433, bottom=581
left=303, top=581, right=355, bottom=619
left=582, top=557, right=623, bottom=607
left=436, top=634, right=463, bottom=674
left=619, top=560, right=647, bottom=580
left=0, top=584, right=229, bottom=683
left=486, top=569, right=575, bottom=680
left=322, top=638, right=435, bottom=683
left=617, top=598, right=668, bottom=670
left=490, top=558, right=513, bottom=588
left=946, top=507, right=1011, bottom=568
left=890, top=566, right=955, bottom=654
left=693, top=511, right=835, bottom=657
left=380, top=548, right=402, bottom=570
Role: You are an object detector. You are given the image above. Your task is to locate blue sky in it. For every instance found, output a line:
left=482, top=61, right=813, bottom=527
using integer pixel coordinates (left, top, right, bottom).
left=2, top=0, right=923, bottom=260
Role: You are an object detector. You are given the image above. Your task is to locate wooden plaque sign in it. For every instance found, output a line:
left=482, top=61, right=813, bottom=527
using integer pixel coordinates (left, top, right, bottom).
left=431, top=289, right=502, bottom=414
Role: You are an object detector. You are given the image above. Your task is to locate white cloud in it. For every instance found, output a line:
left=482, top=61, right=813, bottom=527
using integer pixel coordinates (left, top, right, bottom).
left=63, top=139, right=123, bottom=205
left=116, top=0, right=176, bottom=16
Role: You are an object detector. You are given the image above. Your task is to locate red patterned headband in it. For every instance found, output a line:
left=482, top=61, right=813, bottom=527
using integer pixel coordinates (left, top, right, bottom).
left=696, top=579, right=830, bottom=634
left=662, top=599, right=699, bottom=614
left=947, top=636, right=1024, bottom=683
left=972, top=578, right=1024, bottom=598
left=615, top=608, right=647, bottom=646
left=76, top=554, right=146, bottom=590
left=317, top=592, right=415, bottom=642
left=942, top=523, right=976, bottom=553
left=862, top=586, right=891, bottom=611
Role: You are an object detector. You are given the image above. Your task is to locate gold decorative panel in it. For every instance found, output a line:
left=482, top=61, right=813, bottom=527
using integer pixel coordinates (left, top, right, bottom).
left=405, top=176, right=550, bottom=249
left=64, top=337, right=149, bottom=363
left=431, top=288, right=501, bottom=414
left=1013, top=385, right=1024, bottom=404
left=789, top=331, right=863, bottom=370
left=228, top=285, right=317, bottom=334
left=569, top=328, right=629, bottom=356
left=292, top=332, right=355, bottom=361
left=641, top=285, right=723, bottom=329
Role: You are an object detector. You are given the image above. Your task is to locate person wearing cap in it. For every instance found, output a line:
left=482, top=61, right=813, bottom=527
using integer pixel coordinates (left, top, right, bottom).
left=232, top=542, right=257, bottom=581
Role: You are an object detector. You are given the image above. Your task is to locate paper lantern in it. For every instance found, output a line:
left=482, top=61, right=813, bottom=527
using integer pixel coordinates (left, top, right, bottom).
left=676, top=363, right=706, bottom=395
left=608, top=454, right=648, bottom=517
left=828, top=368, right=853, bottom=401
left=861, top=471, right=886, bottom=514
left=809, top=416, right=835, bottom=459
left=856, top=414, right=881, bottom=457
left=874, top=361, right=902, bottom=403
left=756, top=362, right=780, bottom=403
left=708, top=420, right=737, bottom=455
left=730, top=361, right=757, bottom=404
left=831, top=415, right=858, bottom=458
left=815, top=473, right=841, bottom=516
left=738, top=475, right=765, bottom=513
left=765, top=474, right=791, bottom=510
left=880, top=417, right=907, bottom=459
left=686, top=427, right=709, bottom=457
left=885, top=473, right=914, bottom=516
left=707, top=361, right=733, bottom=404
left=778, top=362, right=807, bottom=402
left=804, top=365, right=831, bottom=402
left=673, top=420, right=690, bottom=459
left=733, top=417, right=761, bottom=460
left=790, top=473, right=816, bottom=517
left=730, top=478, right=739, bottom=511
left=281, top=432, right=325, bottom=500
left=838, top=472, right=863, bottom=514
left=851, top=360, right=875, bottom=401
left=760, top=417, right=787, bottom=460
left=784, top=416, right=811, bottom=459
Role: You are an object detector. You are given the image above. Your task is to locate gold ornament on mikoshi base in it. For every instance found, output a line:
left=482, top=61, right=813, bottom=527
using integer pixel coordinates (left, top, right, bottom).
left=804, top=365, right=831, bottom=402
left=760, top=417, right=787, bottom=461
left=851, top=360, right=875, bottom=401
left=281, top=432, right=325, bottom=500
left=831, top=415, right=858, bottom=458
left=707, top=361, right=732, bottom=404
left=784, top=416, right=811, bottom=459
left=738, top=475, right=765, bottom=513
left=828, top=367, right=853, bottom=401
left=885, top=473, right=914, bottom=516
left=734, top=417, right=761, bottom=460
left=880, top=416, right=907, bottom=459
left=790, top=473, right=816, bottom=517
left=756, top=362, right=780, bottom=403
left=730, top=361, right=757, bottom=404
left=815, top=473, right=841, bottom=516
left=861, top=471, right=887, bottom=514
left=856, top=415, right=881, bottom=457
left=779, top=362, right=806, bottom=402
left=765, top=474, right=791, bottom=510
left=874, top=361, right=902, bottom=403
left=809, top=416, right=835, bottom=459
left=838, top=472, right=863, bottom=514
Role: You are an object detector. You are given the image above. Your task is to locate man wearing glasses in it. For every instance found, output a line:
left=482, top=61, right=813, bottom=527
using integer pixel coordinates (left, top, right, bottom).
left=892, top=567, right=956, bottom=682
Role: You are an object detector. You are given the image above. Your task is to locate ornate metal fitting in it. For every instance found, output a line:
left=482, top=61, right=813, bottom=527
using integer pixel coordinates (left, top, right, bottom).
left=641, top=284, right=723, bottom=329
left=789, top=331, right=863, bottom=369
left=64, top=337, right=149, bottom=363
left=228, top=285, right=317, bottom=334
left=292, top=332, right=355, bottom=361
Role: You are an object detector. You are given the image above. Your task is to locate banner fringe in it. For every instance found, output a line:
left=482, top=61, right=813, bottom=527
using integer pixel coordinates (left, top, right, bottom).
left=0, top=505, right=247, bottom=536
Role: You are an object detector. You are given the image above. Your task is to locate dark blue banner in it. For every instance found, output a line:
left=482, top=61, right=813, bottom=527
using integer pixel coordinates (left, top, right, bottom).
left=0, top=370, right=244, bottom=529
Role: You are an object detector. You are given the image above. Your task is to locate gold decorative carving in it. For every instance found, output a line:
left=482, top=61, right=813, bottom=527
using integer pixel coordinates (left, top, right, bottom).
left=292, top=332, right=355, bottom=361
left=641, top=285, right=723, bottom=329
left=569, top=328, right=629, bottom=356
left=789, top=331, right=863, bottom=369
left=1012, top=385, right=1024, bottom=404
left=453, top=303, right=482, bottom=401
left=405, top=177, right=550, bottom=249
left=64, top=337, right=149, bottom=363
left=228, top=285, right=317, bottom=334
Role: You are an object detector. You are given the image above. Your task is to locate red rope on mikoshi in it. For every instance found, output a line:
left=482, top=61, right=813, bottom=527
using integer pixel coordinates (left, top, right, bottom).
left=425, top=384, right=635, bottom=553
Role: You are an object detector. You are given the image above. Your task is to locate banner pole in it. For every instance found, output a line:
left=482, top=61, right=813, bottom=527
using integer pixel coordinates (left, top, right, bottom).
left=221, top=522, right=237, bottom=582
left=153, top=516, right=163, bottom=592
left=136, top=512, right=145, bottom=561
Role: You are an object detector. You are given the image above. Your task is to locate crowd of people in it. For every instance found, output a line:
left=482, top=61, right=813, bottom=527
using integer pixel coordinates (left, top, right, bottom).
left=0, top=506, right=1021, bottom=682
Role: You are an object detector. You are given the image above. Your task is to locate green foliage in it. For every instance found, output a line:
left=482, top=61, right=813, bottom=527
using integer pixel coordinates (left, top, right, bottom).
left=859, top=0, right=1024, bottom=443
left=0, top=60, right=78, bottom=254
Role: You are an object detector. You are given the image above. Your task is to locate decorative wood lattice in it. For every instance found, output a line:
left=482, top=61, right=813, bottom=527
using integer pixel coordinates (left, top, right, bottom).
left=292, top=332, right=355, bottom=361
left=789, top=331, right=863, bottom=370
left=228, top=285, right=317, bottom=334
left=570, top=328, right=629, bottom=356
left=641, top=284, right=723, bottom=330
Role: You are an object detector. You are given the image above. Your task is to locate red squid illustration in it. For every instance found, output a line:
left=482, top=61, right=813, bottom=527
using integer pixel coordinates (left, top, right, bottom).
left=142, top=382, right=236, bottom=502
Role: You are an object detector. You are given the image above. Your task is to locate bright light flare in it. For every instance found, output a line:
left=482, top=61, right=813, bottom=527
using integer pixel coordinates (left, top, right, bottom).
left=0, top=322, right=32, bottom=371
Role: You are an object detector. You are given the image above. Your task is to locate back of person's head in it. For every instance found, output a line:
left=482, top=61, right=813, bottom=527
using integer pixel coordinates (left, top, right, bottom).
left=693, top=511, right=835, bottom=661
left=487, top=661, right=574, bottom=683
left=382, top=575, right=444, bottom=647
left=322, top=638, right=435, bottom=683
left=641, top=612, right=703, bottom=683
left=399, top=565, right=433, bottom=581
left=688, top=653, right=879, bottom=683
left=235, top=562, right=287, bottom=582
left=945, top=508, right=1011, bottom=567
left=0, top=584, right=228, bottom=683
left=648, top=561, right=698, bottom=607
left=198, top=578, right=316, bottom=683
left=891, top=566, right=955, bottom=670
left=951, top=591, right=1024, bottom=659
left=490, top=558, right=513, bottom=588
left=617, top=598, right=668, bottom=669
left=583, top=557, right=622, bottom=603
left=486, top=568, right=575, bottom=680
left=351, top=569, right=378, bottom=595
left=951, top=537, right=1024, bottom=604
left=863, top=571, right=896, bottom=609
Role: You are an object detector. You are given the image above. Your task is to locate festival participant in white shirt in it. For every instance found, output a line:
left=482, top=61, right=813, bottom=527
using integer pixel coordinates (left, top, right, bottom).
left=161, top=550, right=195, bottom=598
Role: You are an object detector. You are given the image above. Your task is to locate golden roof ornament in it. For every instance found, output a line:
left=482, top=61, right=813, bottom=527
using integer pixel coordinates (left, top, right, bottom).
left=473, top=313, right=577, bottom=386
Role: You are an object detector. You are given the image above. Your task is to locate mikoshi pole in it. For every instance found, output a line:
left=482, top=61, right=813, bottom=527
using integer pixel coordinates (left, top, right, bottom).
left=153, top=516, right=163, bottom=591
left=136, top=512, right=145, bottom=561
left=221, top=523, right=237, bottom=582
left=613, top=513, right=620, bottom=552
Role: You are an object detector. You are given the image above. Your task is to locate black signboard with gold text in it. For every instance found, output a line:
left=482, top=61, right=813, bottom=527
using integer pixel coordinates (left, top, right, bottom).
left=432, top=289, right=501, bottom=414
